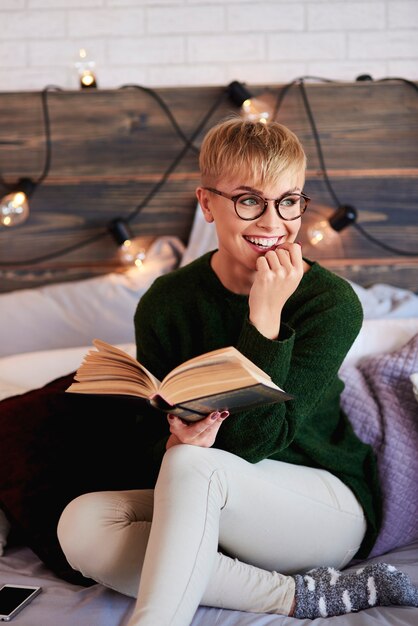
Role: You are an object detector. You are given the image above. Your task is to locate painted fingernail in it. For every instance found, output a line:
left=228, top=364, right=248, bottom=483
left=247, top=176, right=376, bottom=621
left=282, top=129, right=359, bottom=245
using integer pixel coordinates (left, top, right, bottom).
left=219, top=410, right=229, bottom=419
left=210, top=411, right=221, bottom=420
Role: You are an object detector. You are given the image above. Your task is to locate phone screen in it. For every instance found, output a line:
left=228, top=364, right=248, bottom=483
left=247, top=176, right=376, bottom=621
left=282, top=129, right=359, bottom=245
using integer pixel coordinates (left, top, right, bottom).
left=0, top=585, right=41, bottom=621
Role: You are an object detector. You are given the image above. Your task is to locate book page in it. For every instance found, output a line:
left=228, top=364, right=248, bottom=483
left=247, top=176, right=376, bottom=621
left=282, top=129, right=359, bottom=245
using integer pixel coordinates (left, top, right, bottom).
left=67, top=379, right=154, bottom=398
left=161, top=346, right=270, bottom=386
left=160, top=356, right=283, bottom=405
left=92, top=339, right=161, bottom=391
left=67, top=339, right=161, bottom=396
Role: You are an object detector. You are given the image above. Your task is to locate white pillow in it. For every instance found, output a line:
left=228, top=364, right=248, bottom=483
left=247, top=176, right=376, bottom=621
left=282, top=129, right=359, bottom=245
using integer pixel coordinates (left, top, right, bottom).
left=0, top=236, right=184, bottom=359
left=343, top=318, right=418, bottom=366
left=0, top=343, right=136, bottom=398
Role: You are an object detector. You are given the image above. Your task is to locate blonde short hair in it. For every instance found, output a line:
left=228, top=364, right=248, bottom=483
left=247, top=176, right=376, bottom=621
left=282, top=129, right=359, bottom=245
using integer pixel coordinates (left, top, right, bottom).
left=199, top=116, right=306, bottom=187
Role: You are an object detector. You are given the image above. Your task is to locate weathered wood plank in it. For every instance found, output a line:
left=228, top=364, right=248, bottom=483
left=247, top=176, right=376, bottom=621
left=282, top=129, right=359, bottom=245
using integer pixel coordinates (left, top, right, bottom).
left=321, top=259, right=418, bottom=291
left=1, top=82, right=417, bottom=177
left=0, top=81, right=417, bottom=292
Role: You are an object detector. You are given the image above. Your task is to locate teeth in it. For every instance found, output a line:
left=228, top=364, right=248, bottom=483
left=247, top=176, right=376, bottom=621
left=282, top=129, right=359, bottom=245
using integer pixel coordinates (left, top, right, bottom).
left=246, top=236, right=278, bottom=248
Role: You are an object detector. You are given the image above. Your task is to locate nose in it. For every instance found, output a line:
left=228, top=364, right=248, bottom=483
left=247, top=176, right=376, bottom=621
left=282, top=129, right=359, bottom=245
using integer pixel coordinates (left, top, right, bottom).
left=255, top=201, right=282, bottom=227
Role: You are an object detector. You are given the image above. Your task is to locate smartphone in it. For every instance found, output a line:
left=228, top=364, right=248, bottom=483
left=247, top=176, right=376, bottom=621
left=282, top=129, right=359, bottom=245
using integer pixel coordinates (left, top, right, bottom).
left=0, top=585, right=42, bottom=621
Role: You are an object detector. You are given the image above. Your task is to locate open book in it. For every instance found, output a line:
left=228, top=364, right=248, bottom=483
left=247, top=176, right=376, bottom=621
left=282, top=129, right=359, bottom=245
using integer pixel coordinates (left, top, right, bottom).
left=66, top=339, right=293, bottom=422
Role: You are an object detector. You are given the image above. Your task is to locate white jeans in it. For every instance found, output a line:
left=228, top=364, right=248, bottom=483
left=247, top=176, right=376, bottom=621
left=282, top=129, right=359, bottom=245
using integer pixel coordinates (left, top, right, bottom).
left=57, top=445, right=366, bottom=626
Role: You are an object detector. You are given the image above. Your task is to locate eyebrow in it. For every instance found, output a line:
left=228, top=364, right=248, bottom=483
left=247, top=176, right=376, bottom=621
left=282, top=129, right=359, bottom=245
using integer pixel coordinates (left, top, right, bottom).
left=233, top=185, right=302, bottom=196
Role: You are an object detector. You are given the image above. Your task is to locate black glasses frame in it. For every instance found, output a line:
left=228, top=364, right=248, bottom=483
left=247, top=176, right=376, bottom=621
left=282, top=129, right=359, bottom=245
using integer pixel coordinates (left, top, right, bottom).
left=203, top=187, right=310, bottom=221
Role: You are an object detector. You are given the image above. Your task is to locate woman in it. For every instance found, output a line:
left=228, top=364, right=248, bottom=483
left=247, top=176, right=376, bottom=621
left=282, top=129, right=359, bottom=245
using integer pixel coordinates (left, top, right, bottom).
left=58, top=118, right=418, bottom=624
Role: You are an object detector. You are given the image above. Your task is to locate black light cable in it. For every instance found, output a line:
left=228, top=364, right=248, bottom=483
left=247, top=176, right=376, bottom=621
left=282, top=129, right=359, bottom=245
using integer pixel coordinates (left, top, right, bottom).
left=0, top=84, right=58, bottom=227
left=298, top=78, right=341, bottom=207
left=297, top=77, right=418, bottom=257
left=272, top=78, right=300, bottom=121
left=279, top=78, right=358, bottom=250
left=375, top=76, right=418, bottom=94
left=272, top=75, right=348, bottom=121
left=0, top=223, right=107, bottom=267
left=119, top=84, right=200, bottom=154
left=0, top=84, right=58, bottom=188
left=124, top=86, right=227, bottom=224
left=36, top=84, right=59, bottom=184
left=0, top=86, right=227, bottom=267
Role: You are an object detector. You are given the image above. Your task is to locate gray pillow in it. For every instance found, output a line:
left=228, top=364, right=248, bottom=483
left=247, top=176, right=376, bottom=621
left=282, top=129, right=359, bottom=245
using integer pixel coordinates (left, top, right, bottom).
left=340, top=333, right=418, bottom=557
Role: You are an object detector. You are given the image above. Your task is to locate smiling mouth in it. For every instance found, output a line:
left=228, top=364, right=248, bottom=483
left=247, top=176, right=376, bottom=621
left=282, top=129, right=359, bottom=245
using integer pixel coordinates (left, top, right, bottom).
left=244, top=235, right=282, bottom=249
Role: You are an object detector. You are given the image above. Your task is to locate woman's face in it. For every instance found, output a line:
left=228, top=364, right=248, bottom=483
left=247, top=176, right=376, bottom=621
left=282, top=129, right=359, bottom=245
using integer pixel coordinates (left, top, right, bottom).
left=197, top=170, right=305, bottom=291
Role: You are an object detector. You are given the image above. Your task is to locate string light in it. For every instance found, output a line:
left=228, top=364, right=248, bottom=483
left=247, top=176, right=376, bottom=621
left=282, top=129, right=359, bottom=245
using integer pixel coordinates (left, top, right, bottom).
left=297, top=76, right=417, bottom=256
left=0, top=178, right=36, bottom=227
left=108, top=218, right=146, bottom=268
left=2, top=76, right=415, bottom=268
left=307, top=205, right=357, bottom=249
left=227, top=81, right=273, bottom=124
left=0, top=86, right=54, bottom=230
left=0, top=85, right=226, bottom=267
left=75, top=48, right=98, bottom=89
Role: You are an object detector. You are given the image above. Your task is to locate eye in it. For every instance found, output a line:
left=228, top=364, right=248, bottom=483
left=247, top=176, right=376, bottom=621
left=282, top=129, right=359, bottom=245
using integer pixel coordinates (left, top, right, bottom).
left=280, top=195, right=300, bottom=207
left=239, top=194, right=263, bottom=207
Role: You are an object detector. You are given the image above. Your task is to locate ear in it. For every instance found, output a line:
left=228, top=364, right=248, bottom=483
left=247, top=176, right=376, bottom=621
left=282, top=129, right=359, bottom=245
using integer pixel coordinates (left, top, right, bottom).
left=196, top=187, right=214, bottom=223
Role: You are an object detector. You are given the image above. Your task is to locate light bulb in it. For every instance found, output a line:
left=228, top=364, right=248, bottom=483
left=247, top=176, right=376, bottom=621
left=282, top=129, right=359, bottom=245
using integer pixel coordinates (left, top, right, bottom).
left=108, top=218, right=146, bottom=268
left=307, top=205, right=357, bottom=252
left=75, top=48, right=98, bottom=89
left=241, top=97, right=272, bottom=124
left=307, top=219, right=342, bottom=249
left=227, top=81, right=273, bottom=124
left=0, top=191, right=29, bottom=227
left=119, top=238, right=146, bottom=268
left=80, top=70, right=96, bottom=88
left=0, top=178, right=35, bottom=227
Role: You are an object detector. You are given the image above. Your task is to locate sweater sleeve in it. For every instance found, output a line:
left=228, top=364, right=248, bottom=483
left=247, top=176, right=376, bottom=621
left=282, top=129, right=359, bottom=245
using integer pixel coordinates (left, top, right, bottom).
left=214, top=272, right=363, bottom=463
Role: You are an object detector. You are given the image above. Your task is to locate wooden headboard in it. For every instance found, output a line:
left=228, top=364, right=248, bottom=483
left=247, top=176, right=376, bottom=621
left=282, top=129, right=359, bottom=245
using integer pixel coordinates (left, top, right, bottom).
left=0, top=80, right=417, bottom=293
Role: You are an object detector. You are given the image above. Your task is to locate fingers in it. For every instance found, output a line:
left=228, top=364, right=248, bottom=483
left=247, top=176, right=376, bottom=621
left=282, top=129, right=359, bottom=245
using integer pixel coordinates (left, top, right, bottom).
left=168, top=411, right=229, bottom=434
left=167, top=411, right=229, bottom=447
left=279, top=241, right=303, bottom=267
left=271, top=241, right=302, bottom=267
left=256, top=243, right=302, bottom=279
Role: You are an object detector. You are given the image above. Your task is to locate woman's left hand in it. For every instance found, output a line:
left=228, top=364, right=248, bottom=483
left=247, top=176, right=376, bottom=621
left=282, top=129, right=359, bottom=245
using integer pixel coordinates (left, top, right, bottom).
left=165, top=411, right=229, bottom=450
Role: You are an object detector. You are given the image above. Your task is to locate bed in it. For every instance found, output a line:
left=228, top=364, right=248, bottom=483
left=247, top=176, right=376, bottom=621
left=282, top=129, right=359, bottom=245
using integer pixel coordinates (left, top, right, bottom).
left=0, top=80, right=418, bottom=625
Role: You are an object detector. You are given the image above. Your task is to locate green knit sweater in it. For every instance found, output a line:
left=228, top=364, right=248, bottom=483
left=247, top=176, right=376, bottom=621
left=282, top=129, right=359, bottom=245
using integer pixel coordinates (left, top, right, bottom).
left=134, top=252, right=382, bottom=558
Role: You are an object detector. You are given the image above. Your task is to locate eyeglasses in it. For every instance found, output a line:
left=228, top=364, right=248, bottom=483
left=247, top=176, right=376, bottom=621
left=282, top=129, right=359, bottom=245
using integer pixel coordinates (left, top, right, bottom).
left=203, top=187, right=310, bottom=221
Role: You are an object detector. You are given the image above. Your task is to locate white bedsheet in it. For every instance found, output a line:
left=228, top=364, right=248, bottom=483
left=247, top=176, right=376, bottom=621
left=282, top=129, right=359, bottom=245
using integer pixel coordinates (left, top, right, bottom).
left=1, top=542, right=417, bottom=626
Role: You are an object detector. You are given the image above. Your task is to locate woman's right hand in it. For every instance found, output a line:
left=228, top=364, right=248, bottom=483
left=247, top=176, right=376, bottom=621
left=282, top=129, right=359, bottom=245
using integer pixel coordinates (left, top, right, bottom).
left=165, top=411, right=229, bottom=450
left=248, top=242, right=304, bottom=340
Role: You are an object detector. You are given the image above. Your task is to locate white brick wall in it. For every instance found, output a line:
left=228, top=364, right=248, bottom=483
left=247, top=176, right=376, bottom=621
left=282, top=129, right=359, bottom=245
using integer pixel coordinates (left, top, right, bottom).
left=0, top=0, right=416, bottom=91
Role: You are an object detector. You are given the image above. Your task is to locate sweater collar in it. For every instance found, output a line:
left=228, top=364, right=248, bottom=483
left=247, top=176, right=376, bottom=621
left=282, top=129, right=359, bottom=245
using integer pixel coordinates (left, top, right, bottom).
left=200, top=250, right=319, bottom=302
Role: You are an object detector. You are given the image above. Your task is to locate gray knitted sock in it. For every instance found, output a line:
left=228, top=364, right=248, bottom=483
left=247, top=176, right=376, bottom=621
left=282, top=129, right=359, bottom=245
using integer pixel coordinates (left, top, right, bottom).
left=292, top=562, right=418, bottom=619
